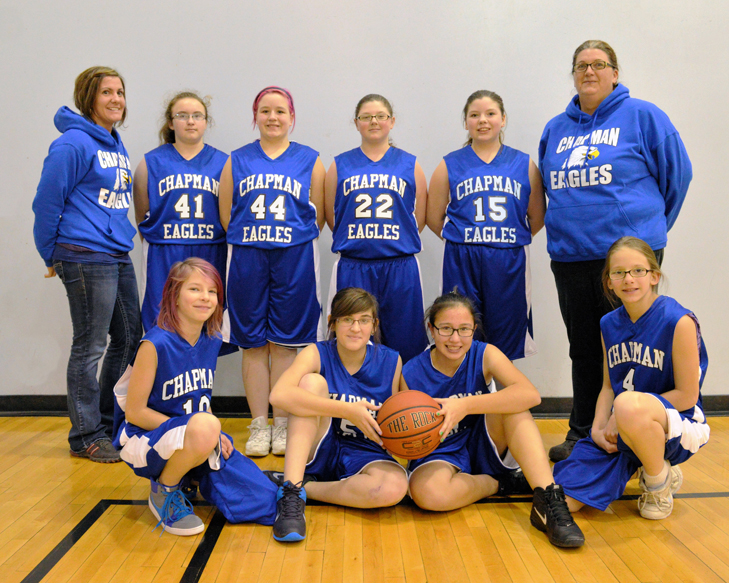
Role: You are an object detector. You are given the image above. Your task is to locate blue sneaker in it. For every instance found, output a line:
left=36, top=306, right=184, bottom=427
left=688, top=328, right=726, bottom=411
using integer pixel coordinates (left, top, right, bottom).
left=149, top=480, right=204, bottom=536
left=273, top=481, right=307, bottom=542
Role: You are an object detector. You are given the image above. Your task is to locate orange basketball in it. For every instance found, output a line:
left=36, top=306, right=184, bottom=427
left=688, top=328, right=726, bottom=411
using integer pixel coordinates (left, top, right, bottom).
left=377, top=390, right=443, bottom=459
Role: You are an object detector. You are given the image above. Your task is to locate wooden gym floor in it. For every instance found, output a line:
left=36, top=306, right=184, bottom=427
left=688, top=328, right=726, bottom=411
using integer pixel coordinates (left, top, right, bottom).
left=1, top=416, right=728, bottom=583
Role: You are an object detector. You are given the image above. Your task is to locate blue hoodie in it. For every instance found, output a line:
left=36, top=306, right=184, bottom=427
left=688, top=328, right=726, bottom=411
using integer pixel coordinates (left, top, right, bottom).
left=538, top=84, right=691, bottom=262
left=33, top=106, right=136, bottom=266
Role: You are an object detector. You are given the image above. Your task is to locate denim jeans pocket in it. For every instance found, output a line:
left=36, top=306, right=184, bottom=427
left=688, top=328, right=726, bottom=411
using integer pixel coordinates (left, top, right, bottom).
left=53, top=261, right=65, bottom=283
left=54, top=261, right=81, bottom=285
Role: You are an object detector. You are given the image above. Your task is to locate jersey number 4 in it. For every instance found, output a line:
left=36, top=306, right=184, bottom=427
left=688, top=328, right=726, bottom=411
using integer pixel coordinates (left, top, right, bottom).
left=622, top=368, right=636, bottom=391
left=174, top=193, right=204, bottom=219
left=473, top=196, right=507, bottom=222
left=355, top=193, right=393, bottom=219
left=251, top=193, right=286, bottom=221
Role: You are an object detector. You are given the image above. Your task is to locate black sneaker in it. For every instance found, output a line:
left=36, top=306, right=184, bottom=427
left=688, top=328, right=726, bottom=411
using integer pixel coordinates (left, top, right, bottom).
left=264, top=471, right=316, bottom=487
left=548, top=438, right=578, bottom=463
left=70, top=438, right=122, bottom=463
left=273, top=481, right=307, bottom=542
left=530, top=484, right=584, bottom=548
left=497, top=469, right=533, bottom=496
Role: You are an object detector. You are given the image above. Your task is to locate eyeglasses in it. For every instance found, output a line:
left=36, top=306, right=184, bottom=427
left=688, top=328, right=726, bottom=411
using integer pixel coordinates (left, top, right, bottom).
left=432, top=325, right=475, bottom=338
left=573, top=60, right=616, bottom=73
left=173, top=112, right=207, bottom=121
left=608, top=268, right=653, bottom=280
left=356, top=114, right=391, bottom=123
left=338, top=316, right=374, bottom=327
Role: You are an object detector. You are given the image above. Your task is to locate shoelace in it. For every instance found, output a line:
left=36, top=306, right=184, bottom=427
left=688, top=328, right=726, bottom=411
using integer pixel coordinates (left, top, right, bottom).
left=279, top=484, right=305, bottom=519
left=154, top=490, right=194, bottom=534
left=545, top=488, right=574, bottom=525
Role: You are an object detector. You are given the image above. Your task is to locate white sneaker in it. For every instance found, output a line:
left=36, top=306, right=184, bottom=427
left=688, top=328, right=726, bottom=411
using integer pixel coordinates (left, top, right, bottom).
left=272, top=420, right=287, bottom=456
left=637, top=464, right=683, bottom=520
left=245, top=416, right=271, bottom=457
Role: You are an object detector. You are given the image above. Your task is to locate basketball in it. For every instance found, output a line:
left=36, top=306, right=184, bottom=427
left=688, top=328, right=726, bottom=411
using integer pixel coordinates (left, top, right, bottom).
left=377, top=390, right=443, bottom=459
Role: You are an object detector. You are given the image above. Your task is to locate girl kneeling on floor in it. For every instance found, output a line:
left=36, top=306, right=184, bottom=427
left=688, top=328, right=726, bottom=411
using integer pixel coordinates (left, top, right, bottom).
left=113, top=258, right=276, bottom=535
left=554, top=236, right=709, bottom=519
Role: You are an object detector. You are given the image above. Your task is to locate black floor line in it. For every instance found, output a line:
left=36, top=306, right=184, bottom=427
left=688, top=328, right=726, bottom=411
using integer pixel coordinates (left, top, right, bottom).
left=21, top=492, right=729, bottom=583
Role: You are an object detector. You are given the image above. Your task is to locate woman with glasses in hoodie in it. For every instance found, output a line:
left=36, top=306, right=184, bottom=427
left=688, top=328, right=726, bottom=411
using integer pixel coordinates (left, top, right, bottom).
left=539, top=40, right=692, bottom=462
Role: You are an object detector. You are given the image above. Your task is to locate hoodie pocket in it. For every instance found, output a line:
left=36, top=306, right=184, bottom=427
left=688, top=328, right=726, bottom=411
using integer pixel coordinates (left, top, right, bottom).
left=546, top=203, right=639, bottom=259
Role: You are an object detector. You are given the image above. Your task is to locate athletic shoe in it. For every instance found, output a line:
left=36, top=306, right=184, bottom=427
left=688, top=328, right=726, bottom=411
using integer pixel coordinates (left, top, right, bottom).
left=148, top=480, right=204, bottom=536
left=271, top=421, right=287, bottom=456
left=497, top=468, right=533, bottom=496
left=245, top=416, right=271, bottom=457
left=70, top=438, right=121, bottom=463
left=637, top=464, right=683, bottom=520
left=530, top=484, right=585, bottom=548
left=273, top=481, right=307, bottom=542
left=264, top=471, right=317, bottom=488
left=548, top=437, right=578, bottom=463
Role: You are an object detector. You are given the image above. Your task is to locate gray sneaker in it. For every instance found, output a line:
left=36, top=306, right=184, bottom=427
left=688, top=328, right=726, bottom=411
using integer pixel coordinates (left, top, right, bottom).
left=148, top=480, right=204, bottom=536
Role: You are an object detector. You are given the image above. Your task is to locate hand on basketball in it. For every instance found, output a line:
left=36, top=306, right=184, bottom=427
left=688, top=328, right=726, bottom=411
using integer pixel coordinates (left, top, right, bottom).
left=434, top=397, right=467, bottom=441
left=348, top=400, right=383, bottom=445
left=220, top=433, right=234, bottom=460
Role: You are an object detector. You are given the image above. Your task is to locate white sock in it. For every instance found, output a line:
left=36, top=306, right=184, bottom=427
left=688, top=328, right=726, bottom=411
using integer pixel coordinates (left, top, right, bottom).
left=643, top=460, right=670, bottom=490
left=274, top=416, right=288, bottom=427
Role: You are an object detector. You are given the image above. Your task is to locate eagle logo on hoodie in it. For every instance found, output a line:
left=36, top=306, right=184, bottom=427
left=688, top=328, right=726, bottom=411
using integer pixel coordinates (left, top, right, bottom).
left=561, top=146, right=600, bottom=169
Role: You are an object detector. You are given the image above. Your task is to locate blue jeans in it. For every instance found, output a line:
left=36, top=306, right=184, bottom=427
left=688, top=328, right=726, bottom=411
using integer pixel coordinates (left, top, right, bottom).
left=54, top=261, right=142, bottom=452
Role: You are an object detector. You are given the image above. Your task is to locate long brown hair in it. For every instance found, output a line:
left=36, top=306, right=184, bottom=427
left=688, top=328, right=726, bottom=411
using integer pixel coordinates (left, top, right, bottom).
left=327, top=287, right=380, bottom=343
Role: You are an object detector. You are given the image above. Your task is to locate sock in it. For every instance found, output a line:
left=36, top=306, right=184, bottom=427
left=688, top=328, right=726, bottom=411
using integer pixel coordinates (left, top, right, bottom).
left=274, top=416, right=288, bottom=427
left=643, top=460, right=670, bottom=490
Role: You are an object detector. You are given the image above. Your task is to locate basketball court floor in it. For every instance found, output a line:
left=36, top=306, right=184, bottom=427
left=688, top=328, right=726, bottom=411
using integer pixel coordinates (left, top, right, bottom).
left=2, top=416, right=728, bottom=583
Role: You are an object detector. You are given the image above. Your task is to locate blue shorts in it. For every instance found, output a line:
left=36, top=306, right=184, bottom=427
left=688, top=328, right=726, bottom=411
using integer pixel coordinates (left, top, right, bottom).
left=142, top=242, right=237, bottom=356
left=306, top=421, right=405, bottom=482
left=117, top=412, right=221, bottom=480
left=553, top=393, right=711, bottom=511
left=408, top=415, right=519, bottom=477
left=442, top=242, right=535, bottom=360
left=329, top=254, right=428, bottom=363
left=225, top=241, right=323, bottom=348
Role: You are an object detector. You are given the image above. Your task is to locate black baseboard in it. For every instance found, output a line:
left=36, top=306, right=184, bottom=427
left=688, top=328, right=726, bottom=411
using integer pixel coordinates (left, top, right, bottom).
left=2, top=394, right=729, bottom=418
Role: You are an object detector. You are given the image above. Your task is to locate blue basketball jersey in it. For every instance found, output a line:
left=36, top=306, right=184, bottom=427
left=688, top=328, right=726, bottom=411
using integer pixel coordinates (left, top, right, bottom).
left=442, top=145, right=532, bottom=247
left=332, top=147, right=421, bottom=258
left=402, top=341, right=494, bottom=438
left=316, top=340, right=399, bottom=441
left=115, top=327, right=221, bottom=438
left=601, top=295, right=708, bottom=414
left=227, top=141, right=319, bottom=249
left=139, top=144, right=228, bottom=245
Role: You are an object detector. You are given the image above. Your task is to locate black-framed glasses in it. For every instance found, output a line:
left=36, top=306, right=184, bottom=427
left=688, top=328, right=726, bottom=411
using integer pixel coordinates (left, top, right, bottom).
left=432, top=325, right=475, bottom=338
left=573, top=60, right=616, bottom=73
left=173, top=112, right=207, bottom=121
left=356, top=114, right=391, bottom=123
left=608, top=268, right=653, bottom=280
left=338, top=316, right=375, bottom=327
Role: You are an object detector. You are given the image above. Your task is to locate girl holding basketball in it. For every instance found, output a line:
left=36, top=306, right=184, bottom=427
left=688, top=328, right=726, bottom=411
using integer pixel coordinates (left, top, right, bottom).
left=427, top=90, right=545, bottom=360
left=267, top=287, right=408, bottom=542
left=219, top=86, right=326, bottom=457
left=113, top=258, right=277, bottom=536
left=325, top=94, right=428, bottom=363
left=401, top=290, right=584, bottom=548
left=553, top=237, right=709, bottom=519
